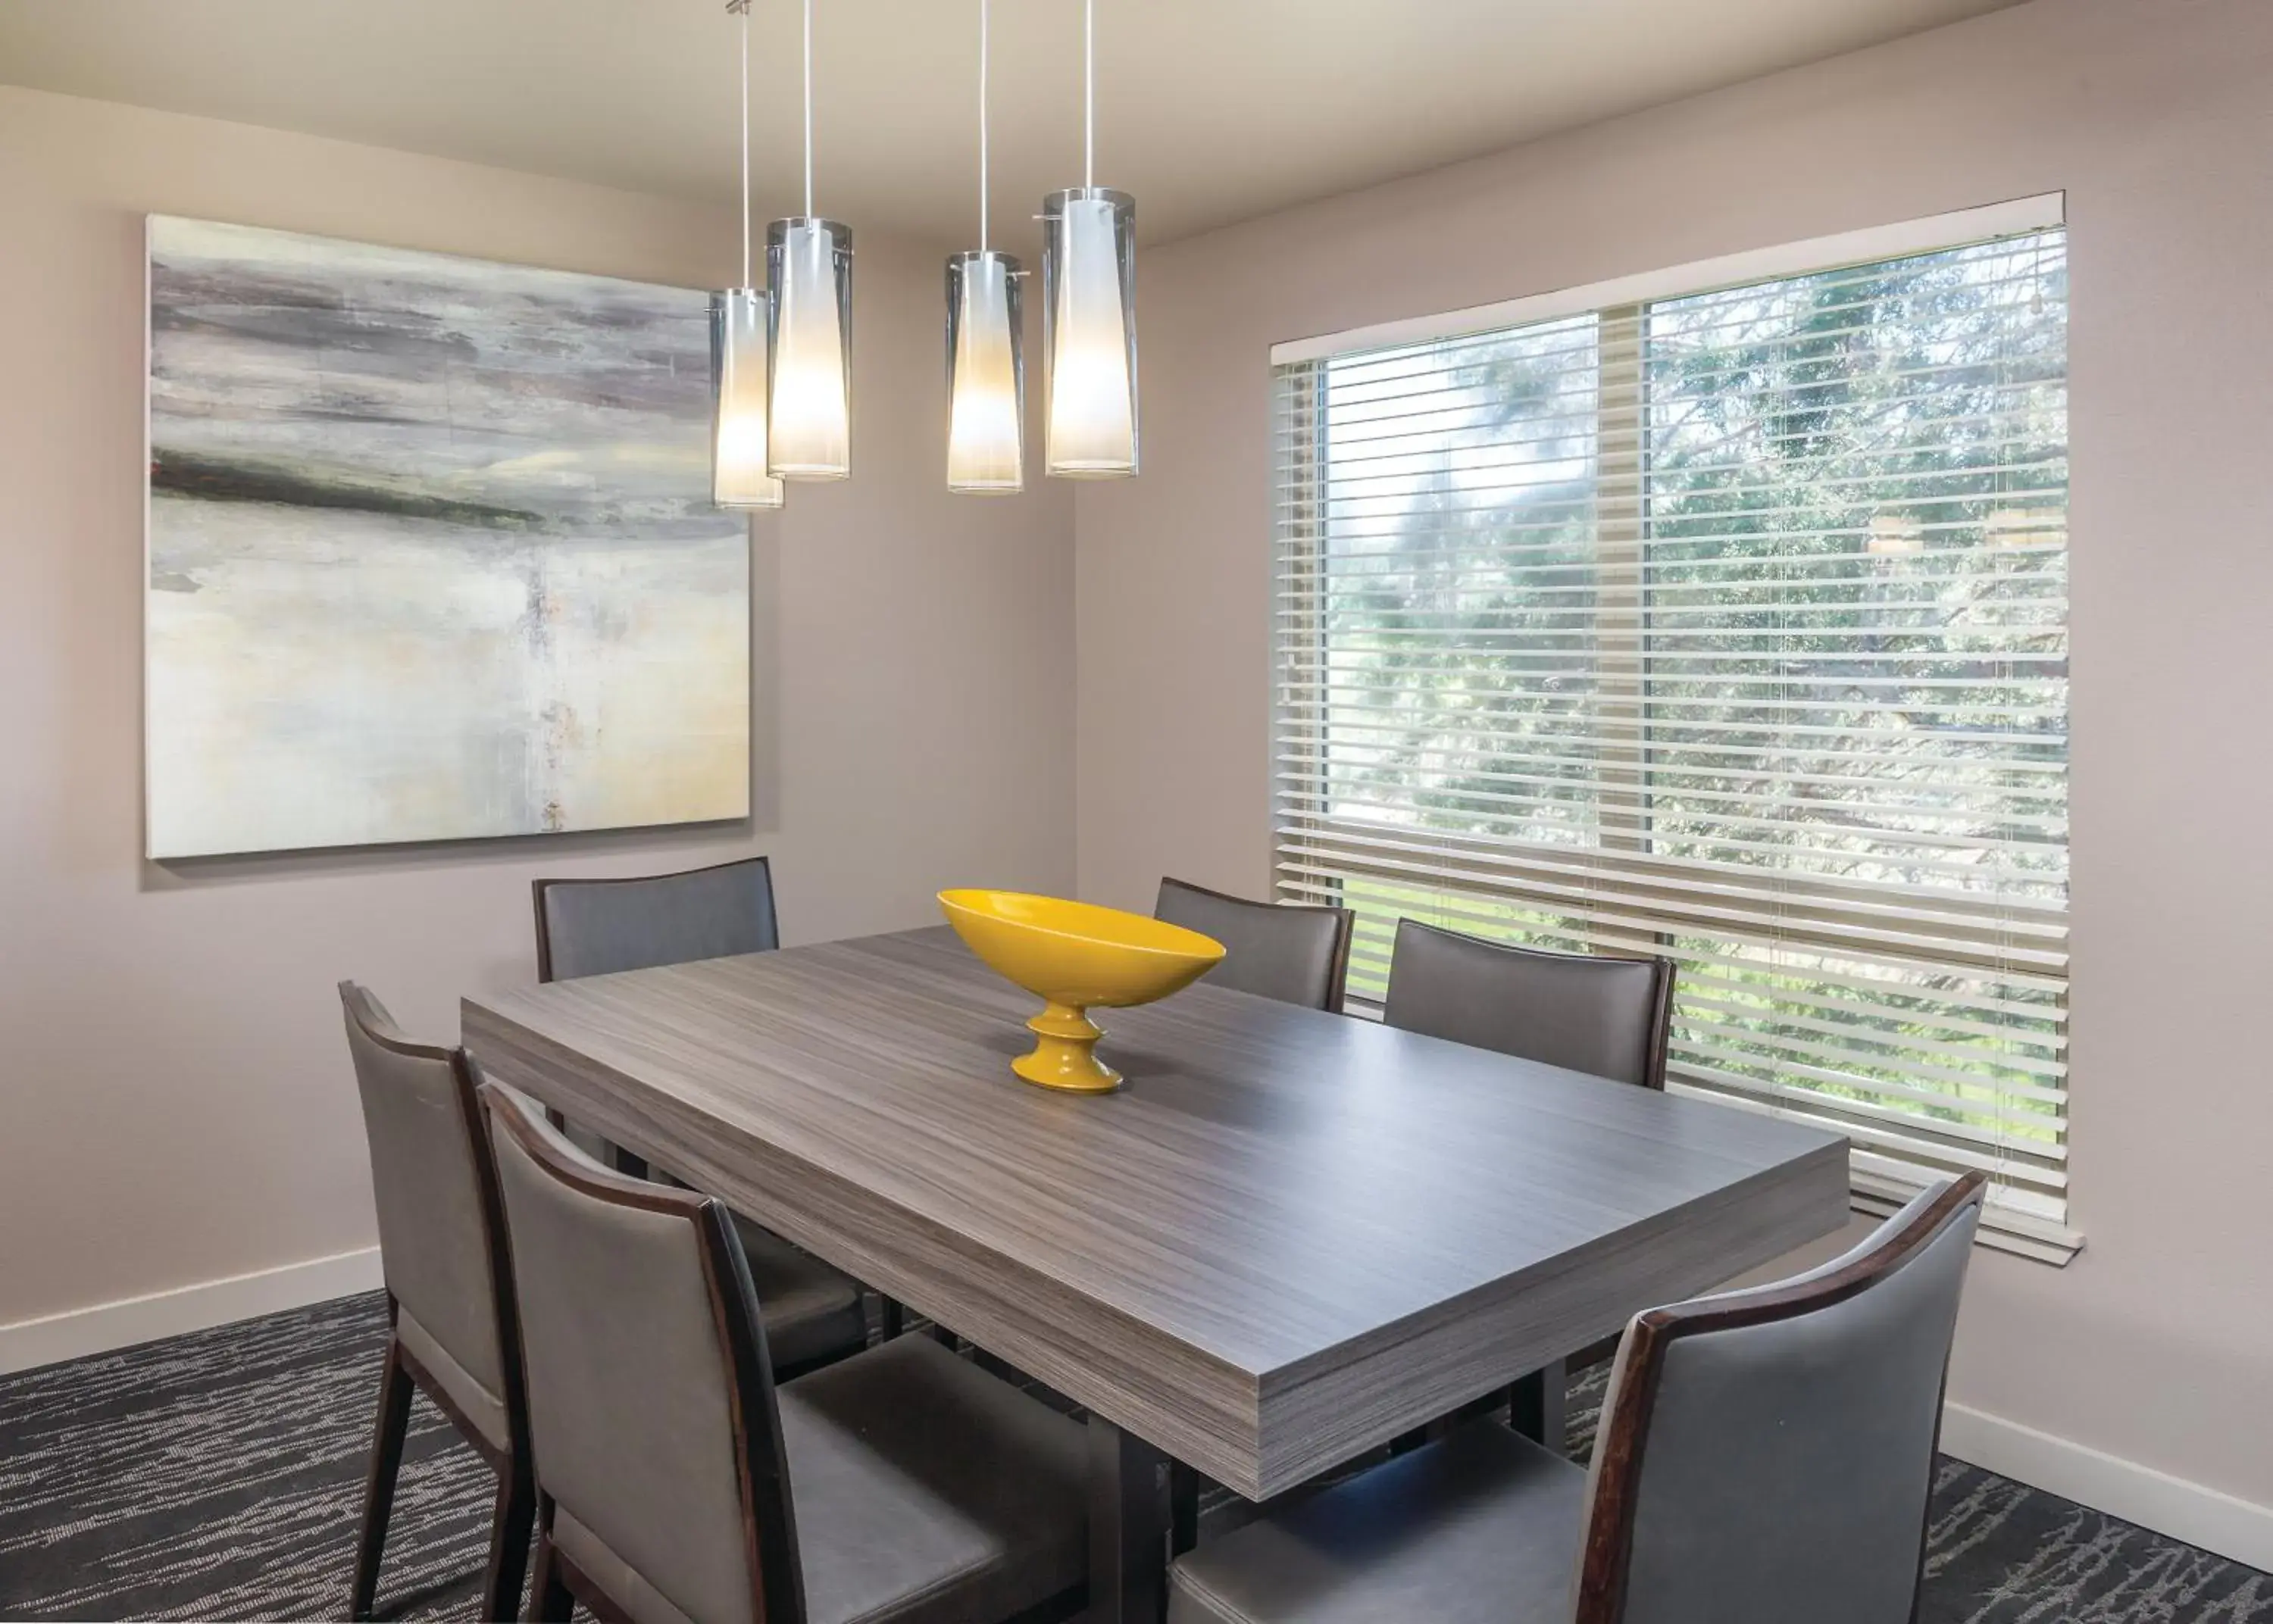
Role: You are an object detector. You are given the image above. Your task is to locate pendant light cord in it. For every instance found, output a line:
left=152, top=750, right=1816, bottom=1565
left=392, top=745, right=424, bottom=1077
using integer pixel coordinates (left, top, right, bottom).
left=979, top=0, right=990, bottom=251
left=739, top=2, right=751, bottom=286
left=1083, top=0, right=1094, bottom=189
left=802, top=0, right=815, bottom=218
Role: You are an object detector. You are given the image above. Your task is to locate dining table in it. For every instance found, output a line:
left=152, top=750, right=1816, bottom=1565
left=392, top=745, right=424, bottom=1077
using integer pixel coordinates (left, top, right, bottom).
left=462, top=923, right=1850, bottom=1623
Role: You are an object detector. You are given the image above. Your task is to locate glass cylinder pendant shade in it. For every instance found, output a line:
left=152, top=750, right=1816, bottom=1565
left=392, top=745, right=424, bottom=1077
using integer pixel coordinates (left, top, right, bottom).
left=711, top=289, right=783, bottom=509
left=946, top=251, right=1025, bottom=493
left=1041, top=188, right=1137, bottom=477
left=765, top=217, right=854, bottom=480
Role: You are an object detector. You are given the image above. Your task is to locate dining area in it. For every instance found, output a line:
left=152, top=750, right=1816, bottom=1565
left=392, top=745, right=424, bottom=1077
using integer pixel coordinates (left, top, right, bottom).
left=339, top=854, right=1972, bottom=1624
left=20, top=2, right=2273, bottom=1617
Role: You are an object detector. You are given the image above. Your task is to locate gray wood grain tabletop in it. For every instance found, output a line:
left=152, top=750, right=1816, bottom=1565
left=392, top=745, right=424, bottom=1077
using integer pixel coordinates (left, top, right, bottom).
left=464, top=925, right=1848, bottom=1498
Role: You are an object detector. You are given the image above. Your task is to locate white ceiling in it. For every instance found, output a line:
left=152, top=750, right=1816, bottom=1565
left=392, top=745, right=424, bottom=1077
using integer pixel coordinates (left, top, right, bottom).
left=0, top=0, right=2021, bottom=248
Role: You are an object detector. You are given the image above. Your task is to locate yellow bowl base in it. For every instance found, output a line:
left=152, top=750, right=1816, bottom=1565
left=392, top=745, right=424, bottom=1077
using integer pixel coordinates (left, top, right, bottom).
left=1012, top=1002, right=1124, bottom=1093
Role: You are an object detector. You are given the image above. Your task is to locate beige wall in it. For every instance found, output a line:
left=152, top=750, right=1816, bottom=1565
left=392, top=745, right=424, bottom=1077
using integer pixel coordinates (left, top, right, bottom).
left=0, top=87, right=1075, bottom=1330
left=1076, top=0, right=2273, bottom=1522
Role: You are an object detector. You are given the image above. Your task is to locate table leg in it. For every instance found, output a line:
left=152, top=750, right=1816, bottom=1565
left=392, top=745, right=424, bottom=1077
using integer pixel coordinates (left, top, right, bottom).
left=1086, top=1414, right=1169, bottom=1624
left=1510, top=1356, right=1568, bottom=1454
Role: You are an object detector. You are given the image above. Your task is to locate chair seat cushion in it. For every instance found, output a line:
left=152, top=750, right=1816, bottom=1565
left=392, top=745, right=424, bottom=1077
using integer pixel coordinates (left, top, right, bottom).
left=732, top=1214, right=867, bottom=1372
left=780, top=1333, right=1088, bottom=1624
left=1168, top=1426, right=1586, bottom=1624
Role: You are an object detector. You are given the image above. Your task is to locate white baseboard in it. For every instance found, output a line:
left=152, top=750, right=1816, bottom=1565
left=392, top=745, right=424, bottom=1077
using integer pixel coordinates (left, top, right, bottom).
left=1943, top=1401, right=2273, bottom=1574
left=0, top=1248, right=383, bottom=1376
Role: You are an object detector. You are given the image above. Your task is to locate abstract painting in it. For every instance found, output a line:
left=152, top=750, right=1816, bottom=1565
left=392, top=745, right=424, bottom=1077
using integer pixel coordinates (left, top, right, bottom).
left=145, top=217, right=749, bottom=859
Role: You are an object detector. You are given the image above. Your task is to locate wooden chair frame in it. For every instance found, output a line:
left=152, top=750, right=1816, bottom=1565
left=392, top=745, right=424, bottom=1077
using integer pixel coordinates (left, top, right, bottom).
left=1573, top=1170, right=1987, bottom=1624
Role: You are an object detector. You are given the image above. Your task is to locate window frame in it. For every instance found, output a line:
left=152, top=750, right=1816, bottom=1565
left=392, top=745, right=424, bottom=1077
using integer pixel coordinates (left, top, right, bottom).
left=1270, top=196, right=2078, bottom=1263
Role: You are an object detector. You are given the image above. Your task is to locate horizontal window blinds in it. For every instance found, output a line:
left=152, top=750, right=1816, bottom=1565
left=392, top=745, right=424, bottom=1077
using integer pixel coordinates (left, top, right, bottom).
left=1273, top=223, right=2074, bottom=1259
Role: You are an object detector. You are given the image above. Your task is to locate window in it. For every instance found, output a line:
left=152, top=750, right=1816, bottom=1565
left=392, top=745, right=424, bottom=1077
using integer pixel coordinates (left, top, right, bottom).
left=1272, top=200, right=2073, bottom=1260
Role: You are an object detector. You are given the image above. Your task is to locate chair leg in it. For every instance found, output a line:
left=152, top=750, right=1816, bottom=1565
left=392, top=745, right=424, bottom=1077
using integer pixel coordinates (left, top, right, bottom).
left=878, top=1295, right=905, bottom=1341
left=481, top=1457, right=537, bottom=1623
left=350, top=1336, right=414, bottom=1621
left=971, top=1347, right=1027, bottom=1385
left=1509, top=1357, right=1568, bottom=1454
left=1434, top=1389, right=1510, bottom=1438
left=1170, top=1460, right=1201, bottom=1555
left=529, top=1510, right=574, bottom=1624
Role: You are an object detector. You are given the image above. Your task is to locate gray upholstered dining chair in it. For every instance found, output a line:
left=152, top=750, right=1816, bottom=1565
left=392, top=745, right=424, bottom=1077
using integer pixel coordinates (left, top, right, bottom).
left=530, top=854, right=872, bottom=1373
left=1382, top=918, right=1675, bottom=1088
left=339, top=982, right=533, bottom=1623
left=1151, top=876, right=1355, bottom=1551
left=530, top=855, right=783, bottom=1176
left=1155, top=876, right=1354, bottom=1011
left=1166, top=1173, right=1987, bottom=1624
left=481, top=1085, right=1092, bottom=1624
left=1383, top=918, right=1678, bottom=1448
left=532, top=854, right=780, bottom=983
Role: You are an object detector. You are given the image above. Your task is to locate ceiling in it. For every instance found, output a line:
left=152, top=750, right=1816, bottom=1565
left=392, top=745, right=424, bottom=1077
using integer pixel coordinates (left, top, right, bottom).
left=0, top=0, right=2022, bottom=248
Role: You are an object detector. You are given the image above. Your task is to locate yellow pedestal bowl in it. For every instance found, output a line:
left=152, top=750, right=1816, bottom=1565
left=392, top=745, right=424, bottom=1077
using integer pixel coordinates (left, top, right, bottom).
left=938, top=889, right=1227, bottom=1093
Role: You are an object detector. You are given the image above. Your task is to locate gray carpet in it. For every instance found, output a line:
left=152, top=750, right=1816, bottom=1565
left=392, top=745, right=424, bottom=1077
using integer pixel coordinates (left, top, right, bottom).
left=1, top=1292, right=2266, bottom=1622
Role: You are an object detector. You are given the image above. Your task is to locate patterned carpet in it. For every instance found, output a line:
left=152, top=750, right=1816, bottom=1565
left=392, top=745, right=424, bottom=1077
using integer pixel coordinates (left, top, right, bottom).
left=1, top=1292, right=2267, bottom=1622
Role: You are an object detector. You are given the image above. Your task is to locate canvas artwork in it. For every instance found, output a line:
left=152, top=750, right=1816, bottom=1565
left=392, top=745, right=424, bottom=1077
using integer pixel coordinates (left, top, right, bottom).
left=144, top=217, right=749, bottom=859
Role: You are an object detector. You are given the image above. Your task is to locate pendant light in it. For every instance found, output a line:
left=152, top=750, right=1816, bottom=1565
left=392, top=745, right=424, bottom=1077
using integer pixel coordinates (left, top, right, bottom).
left=946, top=0, right=1024, bottom=493
left=712, top=0, right=782, bottom=508
left=1041, top=0, right=1137, bottom=478
left=766, top=0, right=854, bottom=480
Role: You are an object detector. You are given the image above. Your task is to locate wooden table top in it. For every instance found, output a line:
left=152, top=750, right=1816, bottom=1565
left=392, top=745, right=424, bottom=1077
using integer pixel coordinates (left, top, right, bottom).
left=464, top=925, right=1849, bottom=1498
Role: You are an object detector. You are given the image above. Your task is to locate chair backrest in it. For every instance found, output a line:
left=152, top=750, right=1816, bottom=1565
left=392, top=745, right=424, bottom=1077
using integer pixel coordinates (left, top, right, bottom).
left=338, top=983, right=521, bottom=1451
left=533, top=856, right=780, bottom=983
left=483, top=1085, right=803, bottom=1624
left=1573, top=1173, right=1987, bottom=1624
left=1380, top=920, right=1674, bottom=1088
left=1155, top=877, right=1353, bottom=1012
